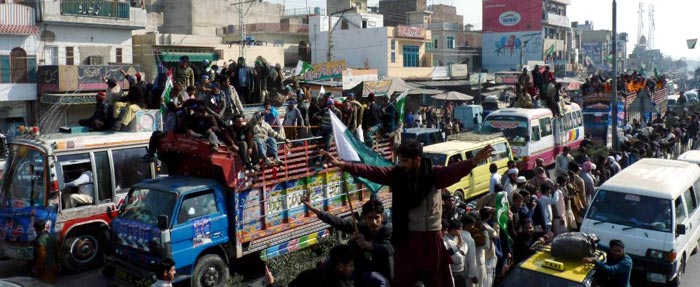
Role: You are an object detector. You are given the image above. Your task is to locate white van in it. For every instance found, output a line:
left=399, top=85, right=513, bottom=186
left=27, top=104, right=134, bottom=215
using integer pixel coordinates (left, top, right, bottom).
left=678, top=150, right=700, bottom=166
left=581, top=158, right=700, bottom=286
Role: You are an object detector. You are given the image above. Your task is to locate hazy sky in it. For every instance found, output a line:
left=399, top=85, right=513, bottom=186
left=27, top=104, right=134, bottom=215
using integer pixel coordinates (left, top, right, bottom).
left=271, top=0, right=700, bottom=60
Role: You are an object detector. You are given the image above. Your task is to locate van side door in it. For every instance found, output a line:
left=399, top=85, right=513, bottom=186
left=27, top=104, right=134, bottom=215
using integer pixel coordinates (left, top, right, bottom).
left=681, top=186, right=700, bottom=252
left=465, top=149, right=490, bottom=199
left=674, top=195, right=690, bottom=256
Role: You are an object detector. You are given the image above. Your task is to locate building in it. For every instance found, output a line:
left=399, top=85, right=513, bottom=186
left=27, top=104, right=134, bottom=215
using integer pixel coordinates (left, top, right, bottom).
left=35, top=0, right=147, bottom=126
left=420, top=4, right=481, bottom=71
left=429, top=4, right=462, bottom=27
left=378, top=0, right=426, bottom=27
left=0, top=1, right=39, bottom=134
left=309, top=13, right=434, bottom=78
left=327, top=0, right=367, bottom=15
left=481, top=0, right=572, bottom=74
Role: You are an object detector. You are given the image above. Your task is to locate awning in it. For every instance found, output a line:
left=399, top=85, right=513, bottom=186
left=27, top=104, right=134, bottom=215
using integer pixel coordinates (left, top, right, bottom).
left=160, top=52, right=219, bottom=62
left=0, top=25, right=38, bottom=35
left=41, top=93, right=98, bottom=105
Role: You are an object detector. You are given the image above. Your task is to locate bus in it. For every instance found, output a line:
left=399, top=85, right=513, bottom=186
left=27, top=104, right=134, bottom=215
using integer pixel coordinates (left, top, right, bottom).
left=0, top=130, right=157, bottom=272
left=478, top=104, right=584, bottom=171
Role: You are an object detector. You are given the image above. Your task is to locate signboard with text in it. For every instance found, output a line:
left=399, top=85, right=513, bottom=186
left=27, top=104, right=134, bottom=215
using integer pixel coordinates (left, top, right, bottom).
left=483, top=0, right=543, bottom=32
left=304, top=60, right=347, bottom=81
left=395, top=25, right=425, bottom=39
left=482, top=31, right=543, bottom=72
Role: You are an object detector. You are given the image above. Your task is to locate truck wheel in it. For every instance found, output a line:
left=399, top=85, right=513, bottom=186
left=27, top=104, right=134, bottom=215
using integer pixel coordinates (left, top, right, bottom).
left=455, top=190, right=466, bottom=202
left=192, top=254, right=229, bottom=287
left=61, top=234, right=103, bottom=272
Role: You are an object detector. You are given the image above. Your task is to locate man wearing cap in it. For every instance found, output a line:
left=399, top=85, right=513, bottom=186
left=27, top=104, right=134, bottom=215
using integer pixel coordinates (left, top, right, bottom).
left=583, top=239, right=632, bottom=287
left=101, top=76, right=121, bottom=103
left=317, top=98, right=341, bottom=151
left=175, top=56, right=195, bottom=88
left=283, top=101, right=304, bottom=141
left=79, top=92, right=114, bottom=131
left=503, top=168, right=519, bottom=194
left=197, top=74, right=212, bottom=99
left=204, top=83, right=227, bottom=120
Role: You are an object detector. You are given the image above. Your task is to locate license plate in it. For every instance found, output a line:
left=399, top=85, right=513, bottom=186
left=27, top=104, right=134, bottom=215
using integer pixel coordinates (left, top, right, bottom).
left=647, top=272, right=666, bottom=283
left=115, top=268, right=153, bottom=287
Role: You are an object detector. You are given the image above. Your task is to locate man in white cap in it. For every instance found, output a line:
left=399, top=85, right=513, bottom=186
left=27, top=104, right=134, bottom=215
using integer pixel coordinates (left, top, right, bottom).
left=504, top=168, right=519, bottom=194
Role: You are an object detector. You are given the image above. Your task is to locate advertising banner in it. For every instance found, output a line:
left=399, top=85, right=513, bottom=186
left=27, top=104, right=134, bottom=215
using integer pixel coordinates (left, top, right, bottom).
left=304, top=59, right=347, bottom=81
left=483, top=0, right=543, bottom=32
left=582, top=42, right=603, bottom=67
left=482, top=31, right=543, bottom=72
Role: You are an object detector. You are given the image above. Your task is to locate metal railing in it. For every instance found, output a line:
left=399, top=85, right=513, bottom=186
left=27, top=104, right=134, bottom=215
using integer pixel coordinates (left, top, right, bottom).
left=60, top=0, right=130, bottom=19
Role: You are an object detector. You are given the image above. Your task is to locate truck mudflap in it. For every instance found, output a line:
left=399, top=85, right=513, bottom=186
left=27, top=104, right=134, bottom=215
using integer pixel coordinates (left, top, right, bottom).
left=259, top=229, right=329, bottom=260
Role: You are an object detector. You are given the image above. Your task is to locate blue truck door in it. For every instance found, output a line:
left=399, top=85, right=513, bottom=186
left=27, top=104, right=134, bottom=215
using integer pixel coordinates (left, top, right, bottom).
left=169, top=189, right=229, bottom=272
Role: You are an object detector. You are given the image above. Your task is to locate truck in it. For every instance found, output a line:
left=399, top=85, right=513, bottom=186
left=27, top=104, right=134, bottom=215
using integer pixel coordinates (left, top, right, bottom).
left=106, top=132, right=394, bottom=287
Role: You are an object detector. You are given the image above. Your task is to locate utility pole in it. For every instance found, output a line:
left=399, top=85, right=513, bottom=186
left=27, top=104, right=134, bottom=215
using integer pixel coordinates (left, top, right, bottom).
left=327, top=7, right=356, bottom=62
left=611, top=0, right=619, bottom=150
left=232, top=0, right=261, bottom=60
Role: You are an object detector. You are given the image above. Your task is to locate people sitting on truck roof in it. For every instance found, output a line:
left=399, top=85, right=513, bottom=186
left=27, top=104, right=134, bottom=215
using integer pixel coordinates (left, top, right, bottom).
left=185, top=103, right=225, bottom=150
left=316, top=99, right=342, bottom=151
left=113, top=75, right=144, bottom=131
left=251, top=111, right=290, bottom=165
left=230, top=114, right=256, bottom=170
left=302, top=197, right=394, bottom=285
left=79, top=91, right=114, bottom=131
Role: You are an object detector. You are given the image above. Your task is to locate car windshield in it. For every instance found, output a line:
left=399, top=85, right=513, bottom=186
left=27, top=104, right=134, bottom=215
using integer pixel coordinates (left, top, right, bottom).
left=587, top=190, right=672, bottom=232
left=501, top=267, right=589, bottom=287
left=423, top=153, right=446, bottom=166
left=119, top=188, right=177, bottom=225
left=480, top=115, right=529, bottom=145
left=0, top=145, right=46, bottom=208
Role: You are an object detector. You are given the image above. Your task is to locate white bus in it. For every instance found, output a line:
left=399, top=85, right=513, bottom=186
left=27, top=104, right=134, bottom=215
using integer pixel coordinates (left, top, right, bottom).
left=0, top=130, right=157, bottom=272
left=478, top=103, right=584, bottom=171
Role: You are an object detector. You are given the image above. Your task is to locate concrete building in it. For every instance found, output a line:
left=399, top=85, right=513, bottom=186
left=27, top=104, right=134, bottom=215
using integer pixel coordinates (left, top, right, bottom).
left=328, top=0, right=368, bottom=15
left=419, top=4, right=481, bottom=71
left=309, top=13, right=434, bottom=78
left=429, top=4, right=462, bottom=27
left=378, top=0, right=426, bottom=27
left=0, top=1, right=39, bottom=134
left=542, top=0, right=572, bottom=76
left=34, top=0, right=147, bottom=126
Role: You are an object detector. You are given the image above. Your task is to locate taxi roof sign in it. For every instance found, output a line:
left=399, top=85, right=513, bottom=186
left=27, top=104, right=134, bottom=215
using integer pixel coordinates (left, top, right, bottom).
left=542, top=259, right=565, bottom=271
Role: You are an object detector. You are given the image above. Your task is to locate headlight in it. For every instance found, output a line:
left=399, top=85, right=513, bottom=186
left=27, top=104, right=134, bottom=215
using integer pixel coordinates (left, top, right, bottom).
left=647, top=249, right=664, bottom=260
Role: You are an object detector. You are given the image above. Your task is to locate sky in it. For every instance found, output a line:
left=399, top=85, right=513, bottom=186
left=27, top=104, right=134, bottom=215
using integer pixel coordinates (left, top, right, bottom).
left=270, top=0, right=700, bottom=60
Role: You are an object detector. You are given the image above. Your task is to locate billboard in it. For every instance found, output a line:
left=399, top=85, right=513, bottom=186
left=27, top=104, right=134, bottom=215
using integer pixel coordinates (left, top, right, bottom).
left=483, top=0, right=543, bottom=32
left=582, top=42, right=603, bottom=68
left=482, top=31, right=543, bottom=72
left=304, top=59, right=347, bottom=81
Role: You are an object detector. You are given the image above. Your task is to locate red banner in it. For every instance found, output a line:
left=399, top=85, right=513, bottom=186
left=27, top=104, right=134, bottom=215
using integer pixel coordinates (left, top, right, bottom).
left=483, top=0, right=543, bottom=33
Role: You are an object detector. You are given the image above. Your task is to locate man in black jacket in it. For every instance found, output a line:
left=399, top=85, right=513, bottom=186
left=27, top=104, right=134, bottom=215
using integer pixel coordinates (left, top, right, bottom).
left=363, top=93, right=383, bottom=147
left=79, top=92, right=114, bottom=131
left=302, top=197, right=393, bottom=283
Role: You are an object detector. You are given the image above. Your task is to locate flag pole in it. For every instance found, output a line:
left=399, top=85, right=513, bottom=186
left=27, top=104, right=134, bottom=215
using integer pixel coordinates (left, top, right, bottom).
left=343, top=177, right=360, bottom=235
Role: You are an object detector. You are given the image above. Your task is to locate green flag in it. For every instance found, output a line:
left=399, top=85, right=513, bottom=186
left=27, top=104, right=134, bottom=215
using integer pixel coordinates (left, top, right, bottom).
left=495, top=191, right=511, bottom=242
left=295, top=60, right=314, bottom=76
left=544, top=44, right=555, bottom=57
left=395, top=90, right=408, bottom=123
left=160, top=71, right=173, bottom=114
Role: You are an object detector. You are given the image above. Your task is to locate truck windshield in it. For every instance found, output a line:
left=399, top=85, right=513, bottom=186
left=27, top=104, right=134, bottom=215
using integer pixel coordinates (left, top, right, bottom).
left=119, top=188, right=177, bottom=225
left=587, top=190, right=672, bottom=232
left=0, top=145, right=45, bottom=208
left=480, top=116, right=529, bottom=145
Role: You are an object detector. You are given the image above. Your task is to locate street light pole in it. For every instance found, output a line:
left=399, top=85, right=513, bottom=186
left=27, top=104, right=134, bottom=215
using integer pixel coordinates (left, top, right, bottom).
left=611, top=0, right=620, bottom=150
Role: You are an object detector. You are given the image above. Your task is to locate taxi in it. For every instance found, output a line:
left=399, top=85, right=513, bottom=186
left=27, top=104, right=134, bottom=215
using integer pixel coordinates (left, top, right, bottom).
left=499, top=244, right=605, bottom=287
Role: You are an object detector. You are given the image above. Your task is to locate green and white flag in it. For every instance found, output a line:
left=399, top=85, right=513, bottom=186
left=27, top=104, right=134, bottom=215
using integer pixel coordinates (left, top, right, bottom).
left=295, top=60, right=314, bottom=76
left=330, top=112, right=393, bottom=193
left=160, top=71, right=173, bottom=114
left=495, top=191, right=511, bottom=242
left=395, top=90, right=408, bottom=123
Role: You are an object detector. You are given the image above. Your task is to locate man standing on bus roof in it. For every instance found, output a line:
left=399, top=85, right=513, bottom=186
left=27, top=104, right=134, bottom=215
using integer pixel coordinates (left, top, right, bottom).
left=323, top=140, right=494, bottom=287
left=555, top=147, right=573, bottom=178
left=64, top=166, right=94, bottom=208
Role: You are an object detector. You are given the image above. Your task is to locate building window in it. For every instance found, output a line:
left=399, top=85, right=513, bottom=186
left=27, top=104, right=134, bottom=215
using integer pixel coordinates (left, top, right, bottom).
left=362, top=20, right=367, bottom=28
left=116, top=48, right=123, bottom=63
left=391, top=52, right=396, bottom=63
left=433, top=39, right=438, bottom=49
left=66, top=47, right=74, bottom=65
left=45, top=47, right=58, bottom=65
left=403, top=45, right=419, bottom=67
left=447, top=36, right=455, bottom=49
left=10, top=48, right=28, bottom=83
left=391, top=40, right=396, bottom=51
left=87, top=56, right=103, bottom=65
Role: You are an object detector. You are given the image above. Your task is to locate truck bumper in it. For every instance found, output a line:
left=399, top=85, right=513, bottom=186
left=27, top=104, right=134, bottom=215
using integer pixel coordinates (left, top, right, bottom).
left=0, top=242, right=33, bottom=261
left=629, top=254, right=676, bottom=284
left=105, top=255, right=157, bottom=287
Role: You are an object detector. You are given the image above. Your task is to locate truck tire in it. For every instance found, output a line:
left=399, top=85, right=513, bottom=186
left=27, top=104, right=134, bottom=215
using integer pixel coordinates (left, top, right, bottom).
left=61, top=233, right=103, bottom=273
left=192, top=254, right=229, bottom=287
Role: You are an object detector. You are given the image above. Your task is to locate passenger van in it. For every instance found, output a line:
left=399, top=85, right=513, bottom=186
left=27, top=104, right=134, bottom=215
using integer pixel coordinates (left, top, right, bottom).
left=678, top=150, right=700, bottom=166
left=422, top=133, right=512, bottom=200
left=581, top=158, right=700, bottom=286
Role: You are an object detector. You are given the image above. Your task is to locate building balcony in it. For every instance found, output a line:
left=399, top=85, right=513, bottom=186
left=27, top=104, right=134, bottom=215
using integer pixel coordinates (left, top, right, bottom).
left=41, top=0, right=146, bottom=29
left=36, top=64, right=140, bottom=94
left=0, top=3, right=39, bottom=35
left=543, top=12, right=570, bottom=27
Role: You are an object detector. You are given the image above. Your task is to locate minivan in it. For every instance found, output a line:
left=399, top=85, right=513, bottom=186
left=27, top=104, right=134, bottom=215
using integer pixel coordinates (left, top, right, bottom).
left=401, top=128, right=445, bottom=146
left=581, top=158, right=700, bottom=286
left=678, top=150, right=700, bottom=166
left=422, top=133, right=512, bottom=200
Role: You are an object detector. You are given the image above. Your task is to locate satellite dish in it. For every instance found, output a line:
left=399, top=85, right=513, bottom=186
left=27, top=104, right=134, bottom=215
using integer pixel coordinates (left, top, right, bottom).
left=41, top=30, right=56, bottom=42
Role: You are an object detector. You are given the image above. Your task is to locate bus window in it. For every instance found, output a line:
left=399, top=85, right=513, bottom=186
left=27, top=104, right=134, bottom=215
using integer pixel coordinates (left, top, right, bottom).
left=58, top=153, right=94, bottom=209
left=531, top=125, right=541, bottom=141
left=539, top=118, right=552, bottom=136
left=94, top=151, right=113, bottom=204
left=1, top=146, right=45, bottom=208
left=113, top=147, right=151, bottom=194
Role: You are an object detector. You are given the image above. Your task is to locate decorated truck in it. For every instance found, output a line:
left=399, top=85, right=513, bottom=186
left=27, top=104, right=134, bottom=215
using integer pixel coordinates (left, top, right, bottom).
left=105, top=132, right=393, bottom=287
left=0, top=128, right=157, bottom=272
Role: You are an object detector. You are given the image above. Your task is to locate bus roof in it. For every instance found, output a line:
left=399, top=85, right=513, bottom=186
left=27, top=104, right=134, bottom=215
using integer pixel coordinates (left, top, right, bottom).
left=600, top=158, right=700, bottom=199
left=10, top=131, right=153, bottom=153
left=486, top=103, right=581, bottom=120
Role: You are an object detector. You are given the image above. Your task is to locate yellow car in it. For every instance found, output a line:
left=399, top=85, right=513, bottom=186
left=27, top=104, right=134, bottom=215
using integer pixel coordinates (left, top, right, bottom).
left=500, top=245, right=606, bottom=287
left=422, top=133, right=512, bottom=201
